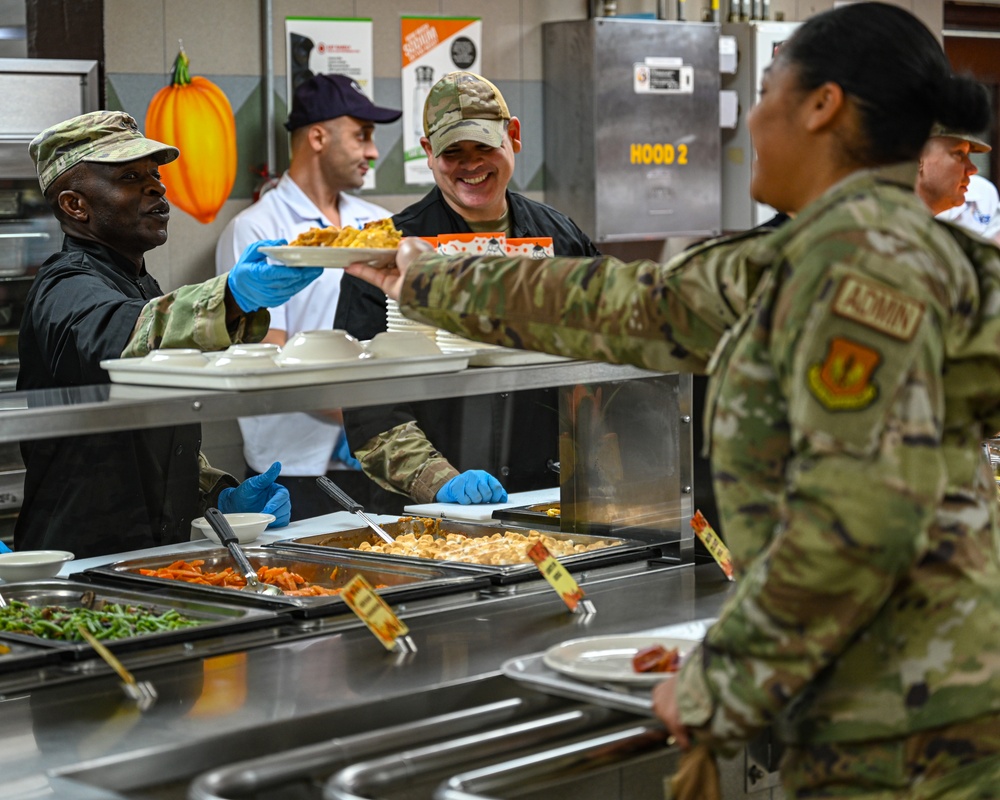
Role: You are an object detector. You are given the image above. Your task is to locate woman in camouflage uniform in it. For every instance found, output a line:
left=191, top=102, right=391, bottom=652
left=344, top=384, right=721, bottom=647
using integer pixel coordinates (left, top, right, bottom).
left=347, top=3, right=1000, bottom=796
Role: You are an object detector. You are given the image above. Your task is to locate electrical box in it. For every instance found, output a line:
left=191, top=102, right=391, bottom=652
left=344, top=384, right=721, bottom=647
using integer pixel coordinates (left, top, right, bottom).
left=543, top=19, right=721, bottom=242
left=720, top=21, right=800, bottom=231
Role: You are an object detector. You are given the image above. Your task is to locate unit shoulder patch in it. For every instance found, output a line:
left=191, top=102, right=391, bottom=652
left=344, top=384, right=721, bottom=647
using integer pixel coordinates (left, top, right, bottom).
left=831, top=275, right=924, bottom=341
left=807, top=336, right=881, bottom=411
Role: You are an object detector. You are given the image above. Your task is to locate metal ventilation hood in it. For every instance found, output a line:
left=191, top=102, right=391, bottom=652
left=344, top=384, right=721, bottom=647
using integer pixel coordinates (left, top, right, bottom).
left=0, top=57, right=99, bottom=180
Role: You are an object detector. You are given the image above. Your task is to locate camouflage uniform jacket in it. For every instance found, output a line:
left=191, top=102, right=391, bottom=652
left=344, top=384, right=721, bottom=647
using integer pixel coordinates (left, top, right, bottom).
left=336, top=187, right=598, bottom=502
left=398, top=163, right=1000, bottom=748
left=16, top=236, right=268, bottom=557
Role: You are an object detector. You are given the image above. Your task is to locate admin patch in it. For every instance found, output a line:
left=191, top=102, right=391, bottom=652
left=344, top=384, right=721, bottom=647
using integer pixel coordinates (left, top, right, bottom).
left=831, top=275, right=924, bottom=341
left=807, top=336, right=881, bottom=411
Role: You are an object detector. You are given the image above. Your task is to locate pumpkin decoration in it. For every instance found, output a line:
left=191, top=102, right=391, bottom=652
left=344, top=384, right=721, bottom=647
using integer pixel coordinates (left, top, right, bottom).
left=145, top=47, right=236, bottom=224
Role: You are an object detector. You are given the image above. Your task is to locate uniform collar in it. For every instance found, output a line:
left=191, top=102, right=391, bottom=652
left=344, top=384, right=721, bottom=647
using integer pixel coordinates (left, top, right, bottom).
left=275, top=172, right=335, bottom=228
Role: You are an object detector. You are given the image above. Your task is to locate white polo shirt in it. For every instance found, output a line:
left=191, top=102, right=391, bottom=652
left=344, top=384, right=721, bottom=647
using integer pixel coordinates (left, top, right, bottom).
left=937, top=174, right=1000, bottom=240
left=215, top=173, right=392, bottom=475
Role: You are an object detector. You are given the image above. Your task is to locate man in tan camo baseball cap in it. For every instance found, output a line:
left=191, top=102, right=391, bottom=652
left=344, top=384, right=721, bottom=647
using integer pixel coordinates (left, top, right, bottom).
left=423, top=72, right=511, bottom=158
left=29, top=110, right=179, bottom=194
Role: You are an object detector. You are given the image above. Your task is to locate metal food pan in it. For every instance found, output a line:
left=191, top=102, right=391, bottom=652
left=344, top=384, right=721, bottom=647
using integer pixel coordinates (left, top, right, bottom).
left=491, top=503, right=563, bottom=530
left=83, top=547, right=488, bottom=619
left=0, top=634, right=59, bottom=674
left=272, top=519, right=660, bottom=585
left=0, top=579, right=280, bottom=658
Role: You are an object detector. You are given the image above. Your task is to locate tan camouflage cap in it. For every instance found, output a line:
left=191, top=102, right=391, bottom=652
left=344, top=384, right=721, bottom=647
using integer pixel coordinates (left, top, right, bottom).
left=29, top=110, right=180, bottom=192
left=423, top=72, right=511, bottom=157
left=930, top=123, right=992, bottom=154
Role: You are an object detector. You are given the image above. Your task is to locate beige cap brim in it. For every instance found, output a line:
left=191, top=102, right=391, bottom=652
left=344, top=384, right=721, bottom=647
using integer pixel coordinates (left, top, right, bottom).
left=429, top=118, right=506, bottom=158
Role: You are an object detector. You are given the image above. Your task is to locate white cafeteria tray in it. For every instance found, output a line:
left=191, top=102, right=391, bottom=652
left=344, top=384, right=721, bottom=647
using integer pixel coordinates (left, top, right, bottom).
left=100, top=350, right=472, bottom=391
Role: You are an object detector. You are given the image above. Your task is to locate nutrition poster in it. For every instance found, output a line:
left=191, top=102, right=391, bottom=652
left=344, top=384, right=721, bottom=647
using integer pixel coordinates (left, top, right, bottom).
left=401, top=16, right=482, bottom=186
left=285, top=17, right=377, bottom=189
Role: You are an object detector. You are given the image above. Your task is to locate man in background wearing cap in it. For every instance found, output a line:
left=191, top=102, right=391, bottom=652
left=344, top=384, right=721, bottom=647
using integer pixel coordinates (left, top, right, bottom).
left=335, top=71, right=599, bottom=510
left=916, top=125, right=1000, bottom=242
left=215, top=74, right=402, bottom=519
left=17, top=110, right=322, bottom=558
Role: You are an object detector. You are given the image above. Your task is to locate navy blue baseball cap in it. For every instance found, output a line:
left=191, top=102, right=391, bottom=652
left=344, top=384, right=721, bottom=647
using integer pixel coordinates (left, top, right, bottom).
left=285, top=74, right=402, bottom=131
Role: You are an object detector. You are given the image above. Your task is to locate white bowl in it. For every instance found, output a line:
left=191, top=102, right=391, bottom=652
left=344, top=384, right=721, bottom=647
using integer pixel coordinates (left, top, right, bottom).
left=141, top=348, right=209, bottom=368
left=0, top=550, right=75, bottom=581
left=212, top=351, right=279, bottom=371
left=366, top=331, right=443, bottom=358
left=275, top=329, right=366, bottom=365
left=227, top=343, right=281, bottom=356
left=191, top=512, right=276, bottom=544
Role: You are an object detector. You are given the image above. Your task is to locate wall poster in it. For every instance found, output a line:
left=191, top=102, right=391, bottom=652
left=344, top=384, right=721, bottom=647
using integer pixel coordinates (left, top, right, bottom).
left=285, top=17, right=377, bottom=189
left=401, top=16, right=482, bottom=186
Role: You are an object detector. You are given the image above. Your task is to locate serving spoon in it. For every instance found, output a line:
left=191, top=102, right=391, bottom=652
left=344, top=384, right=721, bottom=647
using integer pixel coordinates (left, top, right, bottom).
left=316, top=476, right=395, bottom=544
left=204, top=507, right=283, bottom=596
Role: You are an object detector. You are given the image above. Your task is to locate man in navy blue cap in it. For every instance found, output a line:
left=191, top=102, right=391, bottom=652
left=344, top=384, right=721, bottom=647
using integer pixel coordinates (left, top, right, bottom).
left=216, top=74, right=402, bottom=519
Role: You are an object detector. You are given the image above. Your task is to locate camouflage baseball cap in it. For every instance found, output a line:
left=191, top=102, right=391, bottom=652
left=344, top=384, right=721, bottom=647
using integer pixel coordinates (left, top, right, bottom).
left=29, top=110, right=180, bottom=192
left=423, top=72, right=511, bottom=157
left=929, top=123, right=992, bottom=154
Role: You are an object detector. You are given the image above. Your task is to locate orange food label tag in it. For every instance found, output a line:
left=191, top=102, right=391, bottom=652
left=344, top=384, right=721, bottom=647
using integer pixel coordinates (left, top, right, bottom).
left=342, top=574, right=410, bottom=650
left=691, top=511, right=735, bottom=581
left=527, top=541, right=586, bottom=611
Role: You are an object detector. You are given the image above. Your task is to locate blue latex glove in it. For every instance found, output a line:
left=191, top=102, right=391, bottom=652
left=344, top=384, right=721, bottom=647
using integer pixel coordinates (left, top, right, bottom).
left=0, top=540, right=11, bottom=553
left=218, top=461, right=291, bottom=527
left=333, top=430, right=362, bottom=471
left=227, top=239, right=323, bottom=313
left=435, top=470, right=508, bottom=505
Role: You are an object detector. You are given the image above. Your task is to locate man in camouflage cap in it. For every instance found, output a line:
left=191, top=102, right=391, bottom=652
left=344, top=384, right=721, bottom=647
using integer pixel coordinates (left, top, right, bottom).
left=30, top=109, right=179, bottom=193
left=16, top=110, right=322, bottom=558
left=915, top=124, right=991, bottom=216
left=422, top=71, right=511, bottom=158
left=333, top=72, right=598, bottom=511
left=916, top=124, right=1000, bottom=242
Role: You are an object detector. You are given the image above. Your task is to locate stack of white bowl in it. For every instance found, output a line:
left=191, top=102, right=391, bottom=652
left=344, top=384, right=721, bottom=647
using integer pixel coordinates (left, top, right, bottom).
left=385, top=298, right=438, bottom=341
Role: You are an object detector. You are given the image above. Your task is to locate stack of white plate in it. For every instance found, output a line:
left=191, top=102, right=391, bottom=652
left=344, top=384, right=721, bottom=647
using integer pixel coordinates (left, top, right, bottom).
left=386, top=299, right=438, bottom=340
left=435, top=330, right=502, bottom=352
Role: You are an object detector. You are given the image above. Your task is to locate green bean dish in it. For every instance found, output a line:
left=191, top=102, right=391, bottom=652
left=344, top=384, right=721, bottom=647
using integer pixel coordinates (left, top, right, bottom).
left=0, top=599, right=203, bottom=641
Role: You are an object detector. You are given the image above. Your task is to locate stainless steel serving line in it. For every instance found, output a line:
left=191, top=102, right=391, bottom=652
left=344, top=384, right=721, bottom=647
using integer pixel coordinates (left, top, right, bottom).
left=0, top=362, right=662, bottom=445
left=0, top=560, right=741, bottom=800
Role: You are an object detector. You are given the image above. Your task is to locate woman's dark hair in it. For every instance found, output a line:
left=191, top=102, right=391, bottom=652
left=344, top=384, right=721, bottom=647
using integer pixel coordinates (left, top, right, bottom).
left=778, top=2, right=990, bottom=165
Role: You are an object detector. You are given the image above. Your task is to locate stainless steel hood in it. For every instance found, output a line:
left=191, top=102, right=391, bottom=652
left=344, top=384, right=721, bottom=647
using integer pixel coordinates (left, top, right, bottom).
left=0, top=57, right=99, bottom=178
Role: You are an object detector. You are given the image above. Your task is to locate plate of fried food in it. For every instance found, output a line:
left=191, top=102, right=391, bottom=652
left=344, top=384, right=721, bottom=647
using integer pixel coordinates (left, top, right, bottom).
left=261, top=218, right=401, bottom=268
left=542, top=635, right=696, bottom=686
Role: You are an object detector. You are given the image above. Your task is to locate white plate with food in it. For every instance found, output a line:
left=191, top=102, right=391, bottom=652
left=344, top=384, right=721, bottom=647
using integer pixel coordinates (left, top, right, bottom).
left=260, top=246, right=396, bottom=269
left=542, top=635, right=696, bottom=686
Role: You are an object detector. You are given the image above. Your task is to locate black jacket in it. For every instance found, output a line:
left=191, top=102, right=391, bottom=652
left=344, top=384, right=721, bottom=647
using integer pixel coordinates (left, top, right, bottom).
left=16, top=237, right=205, bottom=558
left=335, top=188, right=600, bottom=502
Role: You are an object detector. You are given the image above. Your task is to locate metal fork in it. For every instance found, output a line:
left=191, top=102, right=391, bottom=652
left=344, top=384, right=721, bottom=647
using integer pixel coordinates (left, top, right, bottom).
left=76, top=625, right=158, bottom=711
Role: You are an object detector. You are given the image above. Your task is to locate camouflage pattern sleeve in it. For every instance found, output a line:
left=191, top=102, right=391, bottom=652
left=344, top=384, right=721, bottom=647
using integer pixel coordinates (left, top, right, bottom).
left=353, top=421, right=461, bottom=503
left=120, top=274, right=270, bottom=358
left=196, top=451, right=239, bottom=510
left=677, top=210, right=1000, bottom=750
left=398, top=230, right=771, bottom=373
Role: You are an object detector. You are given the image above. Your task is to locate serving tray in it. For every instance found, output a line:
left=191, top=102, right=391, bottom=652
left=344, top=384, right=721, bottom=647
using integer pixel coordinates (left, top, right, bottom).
left=99, top=349, right=471, bottom=391
left=272, top=518, right=663, bottom=586
left=0, top=579, right=280, bottom=659
left=84, top=547, right=488, bottom=620
left=0, top=635, right=60, bottom=675
left=501, top=619, right=714, bottom=716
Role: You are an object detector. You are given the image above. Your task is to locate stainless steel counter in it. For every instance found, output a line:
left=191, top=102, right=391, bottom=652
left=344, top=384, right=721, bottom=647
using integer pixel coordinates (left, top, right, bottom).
left=0, top=556, right=734, bottom=800
left=0, top=361, right=661, bottom=444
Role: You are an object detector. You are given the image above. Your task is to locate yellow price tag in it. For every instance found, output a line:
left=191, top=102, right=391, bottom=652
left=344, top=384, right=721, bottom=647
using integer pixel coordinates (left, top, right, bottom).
left=527, top=540, right=586, bottom=612
left=342, top=574, right=410, bottom=650
left=691, top=510, right=734, bottom=581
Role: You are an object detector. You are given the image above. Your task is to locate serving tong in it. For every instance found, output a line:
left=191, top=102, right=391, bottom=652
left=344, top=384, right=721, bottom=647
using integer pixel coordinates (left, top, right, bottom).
left=75, top=625, right=158, bottom=711
left=204, top=507, right=283, bottom=596
left=316, top=476, right=395, bottom=544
